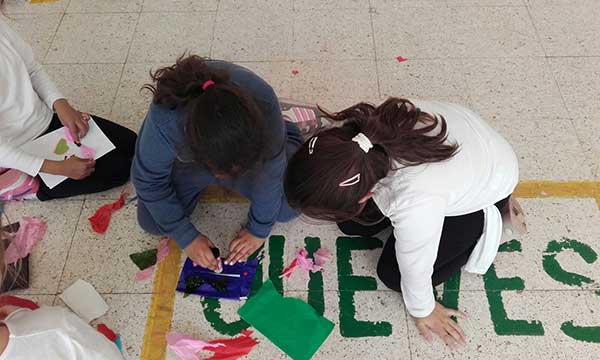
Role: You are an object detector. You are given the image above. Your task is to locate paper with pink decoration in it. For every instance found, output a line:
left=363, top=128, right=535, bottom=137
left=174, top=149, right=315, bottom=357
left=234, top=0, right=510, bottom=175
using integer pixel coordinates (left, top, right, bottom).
left=20, top=118, right=115, bottom=189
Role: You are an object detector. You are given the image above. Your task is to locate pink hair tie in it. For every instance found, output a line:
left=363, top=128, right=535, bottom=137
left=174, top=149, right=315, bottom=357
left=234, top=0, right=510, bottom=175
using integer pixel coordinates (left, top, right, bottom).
left=202, top=80, right=215, bottom=90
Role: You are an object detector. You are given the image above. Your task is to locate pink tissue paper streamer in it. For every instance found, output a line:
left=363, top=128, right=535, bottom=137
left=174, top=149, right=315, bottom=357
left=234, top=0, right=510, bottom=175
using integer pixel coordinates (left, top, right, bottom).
left=63, top=127, right=96, bottom=159
left=135, top=238, right=170, bottom=282
left=135, top=266, right=155, bottom=281
left=166, top=332, right=225, bottom=360
left=4, top=217, right=47, bottom=265
left=280, top=247, right=331, bottom=278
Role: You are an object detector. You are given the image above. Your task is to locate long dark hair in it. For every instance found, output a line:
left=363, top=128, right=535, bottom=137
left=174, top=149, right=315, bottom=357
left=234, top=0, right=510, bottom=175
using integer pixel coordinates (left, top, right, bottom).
left=143, top=55, right=265, bottom=175
left=284, top=98, right=459, bottom=222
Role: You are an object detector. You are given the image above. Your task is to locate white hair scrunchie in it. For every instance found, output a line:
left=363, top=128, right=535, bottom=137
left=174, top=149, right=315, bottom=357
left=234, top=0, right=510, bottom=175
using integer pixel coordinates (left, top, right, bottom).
left=352, top=133, right=373, bottom=153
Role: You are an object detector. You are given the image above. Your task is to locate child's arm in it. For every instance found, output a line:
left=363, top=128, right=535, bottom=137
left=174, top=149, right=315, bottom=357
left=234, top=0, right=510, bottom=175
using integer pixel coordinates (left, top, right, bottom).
left=389, top=195, right=467, bottom=348
left=243, top=96, right=287, bottom=240
left=0, top=137, right=45, bottom=176
left=1, top=19, right=64, bottom=114
left=131, top=109, right=201, bottom=251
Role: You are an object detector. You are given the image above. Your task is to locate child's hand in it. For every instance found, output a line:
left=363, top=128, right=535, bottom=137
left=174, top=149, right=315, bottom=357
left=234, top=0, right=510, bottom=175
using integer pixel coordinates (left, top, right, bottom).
left=54, top=99, right=90, bottom=142
left=225, top=229, right=265, bottom=265
left=412, top=302, right=467, bottom=350
left=61, top=156, right=95, bottom=180
left=185, top=235, right=219, bottom=270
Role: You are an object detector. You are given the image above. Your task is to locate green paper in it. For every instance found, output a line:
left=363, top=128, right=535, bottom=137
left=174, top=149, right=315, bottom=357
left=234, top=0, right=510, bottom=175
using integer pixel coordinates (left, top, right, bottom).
left=129, top=249, right=157, bottom=270
left=238, top=280, right=334, bottom=360
left=54, top=138, right=69, bottom=155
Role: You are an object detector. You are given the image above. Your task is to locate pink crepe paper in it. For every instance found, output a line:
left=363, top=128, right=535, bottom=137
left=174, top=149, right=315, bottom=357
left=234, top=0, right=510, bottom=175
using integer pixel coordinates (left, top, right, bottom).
left=135, top=238, right=170, bottom=282
left=396, top=56, right=408, bottom=62
left=135, top=266, right=155, bottom=281
left=166, top=332, right=225, bottom=360
left=63, top=127, right=96, bottom=159
left=291, top=69, right=300, bottom=75
left=312, top=247, right=332, bottom=271
left=4, top=217, right=47, bottom=265
left=280, top=247, right=331, bottom=278
left=280, top=258, right=298, bottom=278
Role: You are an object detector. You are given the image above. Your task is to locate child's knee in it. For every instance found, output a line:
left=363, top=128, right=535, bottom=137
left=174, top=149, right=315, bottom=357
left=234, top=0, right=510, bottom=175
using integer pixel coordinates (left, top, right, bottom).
left=376, top=259, right=402, bottom=292
left=137, top=204, right=162, bottom=235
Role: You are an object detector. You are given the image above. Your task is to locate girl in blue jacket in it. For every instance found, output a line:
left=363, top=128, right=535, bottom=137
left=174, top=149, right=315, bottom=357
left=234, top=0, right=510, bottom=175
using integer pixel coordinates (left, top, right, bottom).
left=132, top=55, right=303, bottom=269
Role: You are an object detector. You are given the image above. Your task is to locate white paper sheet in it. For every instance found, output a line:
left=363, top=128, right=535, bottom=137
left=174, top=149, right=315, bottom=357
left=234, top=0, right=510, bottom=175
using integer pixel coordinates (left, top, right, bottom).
left=59, top=279, right=109, bottom=323
left=20, top=118, right=116, bottom=189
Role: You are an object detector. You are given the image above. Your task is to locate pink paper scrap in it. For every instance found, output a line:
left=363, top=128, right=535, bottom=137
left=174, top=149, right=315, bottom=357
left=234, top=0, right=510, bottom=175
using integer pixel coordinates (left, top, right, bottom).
left=166, top=332, right=225, bottom=360
left=135, top=238, right=171, bottom=282
left=4, top=217, right=47, bottom=265
left=280, top=247, right=331, bottom=278
left=63, top=127, right=96, bottom=159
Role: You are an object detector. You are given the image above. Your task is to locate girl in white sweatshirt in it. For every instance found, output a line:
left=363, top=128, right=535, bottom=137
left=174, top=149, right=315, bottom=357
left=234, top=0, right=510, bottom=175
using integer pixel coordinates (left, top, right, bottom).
left=284, top=98, right=522, bottom=349
left=0, top=13, right=136, bottom=201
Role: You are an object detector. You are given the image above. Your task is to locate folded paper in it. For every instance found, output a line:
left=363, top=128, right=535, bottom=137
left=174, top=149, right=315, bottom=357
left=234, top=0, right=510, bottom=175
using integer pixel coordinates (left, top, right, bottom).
left=60, top=279, right=109, bottom=323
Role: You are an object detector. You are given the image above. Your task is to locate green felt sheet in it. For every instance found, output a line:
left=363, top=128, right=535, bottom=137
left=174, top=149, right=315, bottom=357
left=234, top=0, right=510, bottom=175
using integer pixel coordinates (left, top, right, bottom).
left=129, top=249, right=157, bottom=270
left=237, top=280, right=334, bottom=360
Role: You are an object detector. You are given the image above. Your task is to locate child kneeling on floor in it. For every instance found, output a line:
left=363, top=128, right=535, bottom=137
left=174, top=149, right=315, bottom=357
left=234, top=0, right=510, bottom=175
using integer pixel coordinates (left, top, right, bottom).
left=284, top=98, right=525, bottom=349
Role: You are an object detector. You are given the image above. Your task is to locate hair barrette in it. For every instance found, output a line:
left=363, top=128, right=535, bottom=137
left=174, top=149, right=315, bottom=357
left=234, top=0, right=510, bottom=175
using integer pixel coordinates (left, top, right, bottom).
left=352, top=133, right=373, bottom=153
left=308, top=136, right=318, bottom=155
left=339, top=173, right=360, bottom=187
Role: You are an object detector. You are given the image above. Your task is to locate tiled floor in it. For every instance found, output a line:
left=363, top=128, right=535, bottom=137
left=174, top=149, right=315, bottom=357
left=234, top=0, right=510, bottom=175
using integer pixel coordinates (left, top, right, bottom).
left=2, top=0, right=600, bottom=359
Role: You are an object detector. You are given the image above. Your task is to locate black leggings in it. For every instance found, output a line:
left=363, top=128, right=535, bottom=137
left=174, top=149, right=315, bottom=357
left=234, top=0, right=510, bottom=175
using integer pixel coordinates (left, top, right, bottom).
left=338, top=197, right=510, bottom=291
left=36, top=114, right=137, bottom=201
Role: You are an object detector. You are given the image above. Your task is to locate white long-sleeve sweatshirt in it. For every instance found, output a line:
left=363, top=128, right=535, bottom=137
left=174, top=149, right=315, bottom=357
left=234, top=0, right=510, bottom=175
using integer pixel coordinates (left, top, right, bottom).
left=373, top=100, right=519, bottom=318
left=0, top=17, right=64, bottom=176
left=0, top=307, right=124, bottom=360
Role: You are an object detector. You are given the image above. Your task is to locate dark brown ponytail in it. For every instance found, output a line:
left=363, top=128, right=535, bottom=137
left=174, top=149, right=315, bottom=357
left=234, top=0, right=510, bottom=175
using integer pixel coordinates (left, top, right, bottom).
left=284, top=98, right=459, bottom=222
left=143, top=55, right=265, bottom=175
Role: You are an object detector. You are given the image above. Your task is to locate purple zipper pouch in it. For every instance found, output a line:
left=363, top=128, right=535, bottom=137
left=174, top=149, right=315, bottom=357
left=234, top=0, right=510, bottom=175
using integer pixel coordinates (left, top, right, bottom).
left=176, top=258, right=259, bottom=300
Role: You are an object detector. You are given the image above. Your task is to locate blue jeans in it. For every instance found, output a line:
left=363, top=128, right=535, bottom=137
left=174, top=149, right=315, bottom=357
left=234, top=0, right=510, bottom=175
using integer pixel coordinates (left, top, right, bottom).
left=137, top=121, right=302, bottom=235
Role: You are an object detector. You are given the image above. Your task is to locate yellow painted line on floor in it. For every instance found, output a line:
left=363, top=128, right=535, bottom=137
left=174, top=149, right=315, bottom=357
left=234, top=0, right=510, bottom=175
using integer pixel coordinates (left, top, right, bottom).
left=140, top=239, right=181, bottom=360
left=515, top=181, right=600, bottom=207
left=141, top=180, right=600, bottom=359
left=29, top=0, right=59, bottom=3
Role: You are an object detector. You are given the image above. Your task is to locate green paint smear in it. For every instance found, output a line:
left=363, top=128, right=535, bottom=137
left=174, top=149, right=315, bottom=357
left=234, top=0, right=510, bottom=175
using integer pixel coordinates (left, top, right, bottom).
left=129, top=249, right=157, bottom=270
left=305, top=237, right=325, bottom=315
left=336, top=236, right=392, bottom=338
left=199, top=241, right=270, bottom=336
left=483, top=240, right=544, bottom=336
left=543, top=238, right=597, bottom=286
left=561, top=321, right=600, bottom=343
left=269, top=235, right=285, bottom=295
left=54, top=138, right=69, bottom=155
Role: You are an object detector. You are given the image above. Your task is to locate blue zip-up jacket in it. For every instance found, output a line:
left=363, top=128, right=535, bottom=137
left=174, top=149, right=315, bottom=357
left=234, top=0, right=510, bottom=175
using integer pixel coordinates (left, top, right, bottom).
left=131, top=60, right=286, bottom=249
